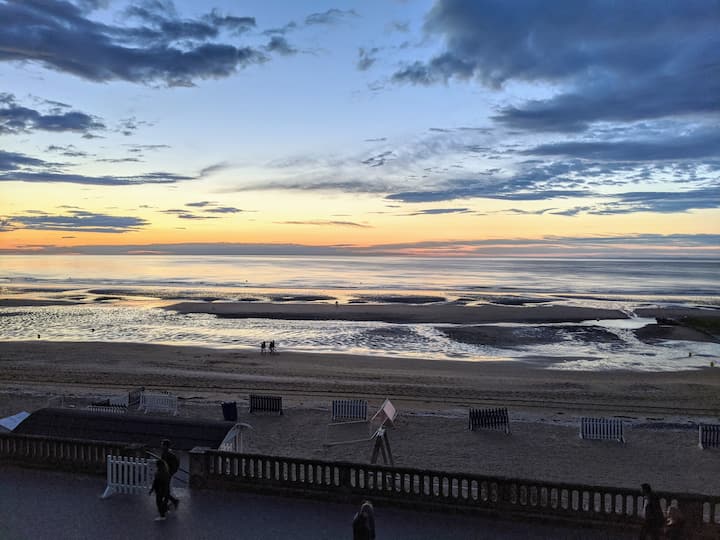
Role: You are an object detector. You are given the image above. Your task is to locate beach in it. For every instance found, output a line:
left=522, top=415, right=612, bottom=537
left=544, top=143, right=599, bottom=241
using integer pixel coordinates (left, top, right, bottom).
left=1, top=258, right=719, bottom=496
left=2, top=339, right=719, bottom=495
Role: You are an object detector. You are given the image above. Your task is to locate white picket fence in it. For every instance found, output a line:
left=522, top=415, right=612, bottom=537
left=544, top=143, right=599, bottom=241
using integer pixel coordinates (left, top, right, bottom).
left=107, top=387, right=144, bottom=408
left=580, top=417, right=625, bottom=443
left=101, top=455, right=155, bottom=498
left=87, top=405, right=127, bottom=414
left=140, top=393, right=178, bottom=415
left=699, top=423, right=720, bottom=449
left=331, top=399, right=368, bottom=422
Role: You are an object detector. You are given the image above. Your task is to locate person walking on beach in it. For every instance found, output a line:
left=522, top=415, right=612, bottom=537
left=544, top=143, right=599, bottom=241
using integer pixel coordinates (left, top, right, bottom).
left=639, top=483, right=664, bottom=540
left=269, top=340, right=276, bottom=354
left=352, top=500, right=376, bottom=540
left=149, top=459, right=171, bottom=520
left=160, top=439, right=180, bottom=509
left=260, top=341, right=266, bottom=354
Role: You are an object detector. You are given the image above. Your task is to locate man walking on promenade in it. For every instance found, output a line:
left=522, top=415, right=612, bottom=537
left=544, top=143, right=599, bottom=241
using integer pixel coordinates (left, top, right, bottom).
left=149, top=459, right=171, bottom=520
left=161, top=439, right=180, bottom=509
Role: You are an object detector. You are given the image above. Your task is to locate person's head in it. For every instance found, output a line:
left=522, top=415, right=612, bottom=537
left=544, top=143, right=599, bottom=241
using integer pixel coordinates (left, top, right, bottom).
left=161, top=439, right=171, bottom=450
left=360, top=500, right=373, bottom=514
left=641, top=483, right=652, bottom=494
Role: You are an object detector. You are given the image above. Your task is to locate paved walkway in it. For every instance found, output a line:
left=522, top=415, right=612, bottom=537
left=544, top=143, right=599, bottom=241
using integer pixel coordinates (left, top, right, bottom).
left=0, top=467, right=632, bottom=540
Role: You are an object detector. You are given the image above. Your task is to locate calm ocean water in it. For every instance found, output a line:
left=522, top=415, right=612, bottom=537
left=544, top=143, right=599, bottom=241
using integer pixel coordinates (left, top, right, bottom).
left=1, top=255, right=718, bottom=370
left=1, top=255, right=718, bottom=299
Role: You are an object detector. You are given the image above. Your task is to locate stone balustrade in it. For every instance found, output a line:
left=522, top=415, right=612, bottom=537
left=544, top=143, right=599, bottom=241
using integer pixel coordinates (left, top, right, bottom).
left=0, top=432, right=142, bottom=474
left=190, top=449, right=720, bottom=537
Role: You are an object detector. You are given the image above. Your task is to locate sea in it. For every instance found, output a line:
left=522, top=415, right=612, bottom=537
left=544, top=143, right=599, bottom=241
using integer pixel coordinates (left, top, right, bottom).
left=1, top=255, right=718, bottom=371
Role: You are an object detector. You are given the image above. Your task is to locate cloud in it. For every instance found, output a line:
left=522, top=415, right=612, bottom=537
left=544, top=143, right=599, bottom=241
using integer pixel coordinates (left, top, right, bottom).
left=263, top=21, right=298, bottom=36
left=361, top=150, right=394, bottom=167
left=494, top=66, right=720, bottom=132
left=198, top=162, right=231, bottom=176
left=205, top=206, right=241, bottom=214
left=599, top=187, right=720, bottom=215
left=0, top=210, right=149, bottom=233
left=385, top=159, right=598, bottom=203
left=185, top=201, right=215, bottom=208
left=392, top=0, right=720, bottom=130
left=387, top=186, right=589, bottom=203
left=0, top=170, right=194, bottom=186
left=163, top=202, right=242, bottom=219
left=161, top=210, right=220, bottom=220
left=276, top=220, right=371, bottom=228
left=305, top=8, right=359, bottom=26
left=125, top=144, right=171, bottom=153
left=0, top=0, right=267, bottom=86
left=406, top=207, right=470, bottom=215
left=0, top=150, right=47, bottom=170
left=117, top=116, right=153, bottom=136
left=96, top=157, right=143, bottom=163
left=264, top=36, right=298, bottom=56
left=502, top=207, right=557, bottom=215
left=357, top=47, right=380, bottom=71
left=0, top=149, right=224, bottom=186
left=0, top=93, right=105, bottom=136
left=123, top=3, right=256, bottom=37
left=231, top=179, right=391, bottom=194
left=364, top=137, right=387, bottom=143
left=46, top=145, right=91, bottom=158
left=524, top=128, right=720, bottom=161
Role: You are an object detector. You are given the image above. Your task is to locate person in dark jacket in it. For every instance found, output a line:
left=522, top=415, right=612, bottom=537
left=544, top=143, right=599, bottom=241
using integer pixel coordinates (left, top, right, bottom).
left=639, top=483, right=664, bottom=540
left=160, top=439, right=180, bottom=509
left=352, top=500, right=376, bottom=540
left=149, top=459, right=171, bottom=520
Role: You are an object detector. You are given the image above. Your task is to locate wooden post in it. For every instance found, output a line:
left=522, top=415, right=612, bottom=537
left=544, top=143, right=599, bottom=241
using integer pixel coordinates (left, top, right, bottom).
left=370, top=428, right=394, bottom=467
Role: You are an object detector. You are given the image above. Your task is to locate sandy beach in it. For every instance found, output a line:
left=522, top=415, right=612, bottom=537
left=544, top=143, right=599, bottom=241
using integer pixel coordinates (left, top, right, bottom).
left=1, top=339, right=719, bottom=495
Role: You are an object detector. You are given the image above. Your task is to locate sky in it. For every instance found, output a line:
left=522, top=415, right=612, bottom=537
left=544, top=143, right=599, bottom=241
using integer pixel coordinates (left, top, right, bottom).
left=0, top=0, right=718, bottom=257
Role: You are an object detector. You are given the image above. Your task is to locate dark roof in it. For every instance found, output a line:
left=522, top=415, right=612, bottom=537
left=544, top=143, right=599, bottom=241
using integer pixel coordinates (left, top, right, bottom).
left=15, top=408, right=235, bottom=451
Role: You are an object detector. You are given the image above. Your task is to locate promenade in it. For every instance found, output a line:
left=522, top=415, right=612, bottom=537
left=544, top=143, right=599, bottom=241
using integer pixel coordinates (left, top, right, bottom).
left=0, top=467, right=633, bottom=540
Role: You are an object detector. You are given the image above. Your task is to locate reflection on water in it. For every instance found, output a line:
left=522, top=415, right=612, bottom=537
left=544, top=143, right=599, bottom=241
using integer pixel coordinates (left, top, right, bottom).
left=0, top=303, right=716, bottom=372
left=1, top=255, right=719, bottom=299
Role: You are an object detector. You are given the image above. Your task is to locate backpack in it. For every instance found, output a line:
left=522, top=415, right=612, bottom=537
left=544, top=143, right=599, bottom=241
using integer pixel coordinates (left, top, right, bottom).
left=164, top=452, right=179, bottom=476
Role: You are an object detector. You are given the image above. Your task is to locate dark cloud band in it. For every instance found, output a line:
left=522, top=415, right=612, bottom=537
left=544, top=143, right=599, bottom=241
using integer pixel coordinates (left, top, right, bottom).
left=0, top=0, right=267, bottom=86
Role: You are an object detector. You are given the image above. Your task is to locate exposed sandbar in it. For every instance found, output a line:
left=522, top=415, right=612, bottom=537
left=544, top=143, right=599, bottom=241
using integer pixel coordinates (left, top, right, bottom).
left=166, top=301, right=629, bottom=324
